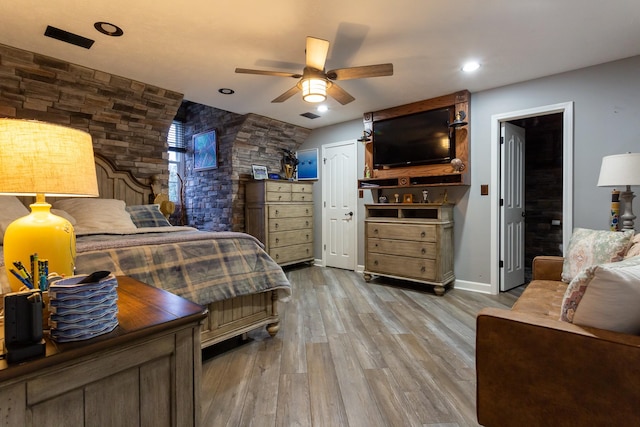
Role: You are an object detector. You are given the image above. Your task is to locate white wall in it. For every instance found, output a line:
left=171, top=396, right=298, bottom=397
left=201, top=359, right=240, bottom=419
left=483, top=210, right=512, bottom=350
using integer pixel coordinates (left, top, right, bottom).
left=301, top=55, right=640, bottom=287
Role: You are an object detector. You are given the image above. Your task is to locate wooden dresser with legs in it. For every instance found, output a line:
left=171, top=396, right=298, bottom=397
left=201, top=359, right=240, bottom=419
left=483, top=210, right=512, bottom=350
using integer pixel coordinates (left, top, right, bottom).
left=245, top=180, right=314, bottom=266
left=364, top=203, right=454, bottom=295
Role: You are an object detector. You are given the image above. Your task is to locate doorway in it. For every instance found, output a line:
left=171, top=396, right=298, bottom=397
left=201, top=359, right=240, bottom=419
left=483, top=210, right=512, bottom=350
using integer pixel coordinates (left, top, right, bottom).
left=510, top=113, right=564, bottom=283
left=490, top=102, right=574, bottom=295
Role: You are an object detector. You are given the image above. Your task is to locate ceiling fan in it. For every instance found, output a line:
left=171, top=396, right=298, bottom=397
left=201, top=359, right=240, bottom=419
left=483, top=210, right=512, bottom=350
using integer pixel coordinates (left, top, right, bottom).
left=235, top=36, right=393, bottom=105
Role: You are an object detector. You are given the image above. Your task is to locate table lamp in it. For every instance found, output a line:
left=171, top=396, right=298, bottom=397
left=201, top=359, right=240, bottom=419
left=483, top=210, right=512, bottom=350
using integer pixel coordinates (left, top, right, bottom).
left=597, top=152, right=640, bottom=231
left=0, top=119, right=99, bottom=292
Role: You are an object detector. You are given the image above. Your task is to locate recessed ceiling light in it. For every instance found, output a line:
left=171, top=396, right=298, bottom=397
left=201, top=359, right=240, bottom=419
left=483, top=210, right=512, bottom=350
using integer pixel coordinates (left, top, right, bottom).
left=317, top=105, right=328, bottom=113
left=218, top=88, right=235, bottom=95
left=462, top=61, right=480, bottom=72
left=94, top=22, right=124, bottom=37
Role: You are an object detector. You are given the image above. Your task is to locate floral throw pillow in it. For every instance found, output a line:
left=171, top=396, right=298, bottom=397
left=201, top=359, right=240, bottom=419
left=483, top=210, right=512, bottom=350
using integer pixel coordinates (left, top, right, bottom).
left=561, top=228, right=634, bottom=283
left=560, top=256, right=640, bottom=333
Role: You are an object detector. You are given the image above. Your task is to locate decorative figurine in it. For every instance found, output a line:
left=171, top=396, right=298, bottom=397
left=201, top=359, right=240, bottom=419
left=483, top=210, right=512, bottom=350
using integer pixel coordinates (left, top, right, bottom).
left=394, top=193, right=400, bottom=203
left=422, top=189, right=429, bottom=203
left=451, top=158, right=465, bottom=173
left=379, top=195, right=388, bottom=203
left=364, top=164, right=371, bottom=178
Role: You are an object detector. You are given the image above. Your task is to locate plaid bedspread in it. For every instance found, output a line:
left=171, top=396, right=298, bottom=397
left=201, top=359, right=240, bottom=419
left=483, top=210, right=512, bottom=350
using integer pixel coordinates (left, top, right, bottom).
left=0, top=230, right=291, bottom=306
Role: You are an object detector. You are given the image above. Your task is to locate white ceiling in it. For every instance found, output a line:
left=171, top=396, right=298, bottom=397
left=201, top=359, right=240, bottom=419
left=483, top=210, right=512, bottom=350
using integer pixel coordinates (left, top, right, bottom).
left=2, top=1, right=640, bottom=129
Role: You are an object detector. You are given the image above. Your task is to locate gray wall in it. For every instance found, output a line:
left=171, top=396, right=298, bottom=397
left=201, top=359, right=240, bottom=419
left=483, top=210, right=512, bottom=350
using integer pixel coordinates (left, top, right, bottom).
left=301, top=54, right=640, bottom=289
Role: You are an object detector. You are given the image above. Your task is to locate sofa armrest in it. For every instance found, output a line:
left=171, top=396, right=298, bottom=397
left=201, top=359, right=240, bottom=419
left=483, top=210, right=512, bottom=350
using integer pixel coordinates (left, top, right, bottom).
left=531, top=255, right=564, bottom=281
left=476, top=307, right=640, bottom=427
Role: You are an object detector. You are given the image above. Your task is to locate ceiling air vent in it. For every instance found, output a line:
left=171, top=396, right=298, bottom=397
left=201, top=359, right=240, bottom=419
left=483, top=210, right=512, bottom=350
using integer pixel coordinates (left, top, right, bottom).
left=300, top=112, right=320, bottom=120
left=44, top=25, right=95, bottom=49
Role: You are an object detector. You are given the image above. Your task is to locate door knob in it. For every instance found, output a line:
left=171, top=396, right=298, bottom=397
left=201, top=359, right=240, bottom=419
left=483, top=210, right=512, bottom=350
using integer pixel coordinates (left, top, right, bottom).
left=345, top=211, right=353, bottom=217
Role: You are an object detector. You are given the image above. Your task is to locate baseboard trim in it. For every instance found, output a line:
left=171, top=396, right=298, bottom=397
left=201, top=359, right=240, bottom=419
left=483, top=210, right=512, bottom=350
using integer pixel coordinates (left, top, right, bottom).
left=453, top=279, right=494, bottom=295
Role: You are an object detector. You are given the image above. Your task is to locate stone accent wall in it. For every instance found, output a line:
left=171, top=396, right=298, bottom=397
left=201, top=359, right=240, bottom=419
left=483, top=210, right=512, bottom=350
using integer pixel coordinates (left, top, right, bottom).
left=0, top=43, right=182, bottom=182
left=0, top=43, right=311, bottom=232
left=181, top=104, right=311, bottom=232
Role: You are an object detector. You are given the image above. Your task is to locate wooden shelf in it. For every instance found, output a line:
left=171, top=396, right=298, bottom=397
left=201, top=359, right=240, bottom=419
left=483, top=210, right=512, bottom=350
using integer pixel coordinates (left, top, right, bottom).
left=359, top=173, right=466, bottom=190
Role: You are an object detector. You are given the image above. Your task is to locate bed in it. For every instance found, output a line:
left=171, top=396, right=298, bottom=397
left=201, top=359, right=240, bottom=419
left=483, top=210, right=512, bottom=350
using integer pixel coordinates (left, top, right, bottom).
left=0, top=155, right=291, bottom=349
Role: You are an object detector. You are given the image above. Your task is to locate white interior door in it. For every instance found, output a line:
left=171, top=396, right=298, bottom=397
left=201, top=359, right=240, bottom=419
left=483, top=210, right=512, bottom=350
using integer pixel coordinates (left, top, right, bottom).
left=322, top=140, right=357, bottom=270
left=500, top=122, right=526, bottom=291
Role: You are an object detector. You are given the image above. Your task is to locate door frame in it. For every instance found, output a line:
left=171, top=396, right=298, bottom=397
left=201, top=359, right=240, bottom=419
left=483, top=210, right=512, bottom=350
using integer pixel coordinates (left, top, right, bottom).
left=321, top=139, right=358, bottom=270
left=490, top=102, right=574, bottom=294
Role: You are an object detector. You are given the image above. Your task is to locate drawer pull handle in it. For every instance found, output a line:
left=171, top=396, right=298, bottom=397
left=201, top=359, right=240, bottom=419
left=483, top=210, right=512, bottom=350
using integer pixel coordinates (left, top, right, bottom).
left=278, top=196, right=282, bottom=200
left=276, top=238, right=279, bottom=243
left=421, top=266, right=426, bottom=272
left=305, top=221, right=309, bottom=226
left=275, top=223, right=279, bottom=229
left=375, top=243, right=379, bottom=248
left=306, top=234, right=310, bottom=240
left=421, top=248, right=426, bottom=254
left=306, top=209, right=309, bottom=214
left=374, top=260, right=378, bottom=266
left=275, top=210, right=279, bottom=215
left=373, top=228, right=379, bottom=234
left=275, top=254, right=279, bottom=259
left=420, top=231, right=426, bottom=238
left=301, top=196, right=305, bottom=200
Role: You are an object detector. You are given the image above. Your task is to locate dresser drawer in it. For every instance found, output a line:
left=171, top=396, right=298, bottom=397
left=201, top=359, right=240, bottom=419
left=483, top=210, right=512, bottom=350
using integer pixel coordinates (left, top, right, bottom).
left=367, top=238, right=436, bottom=259
left=269, top=205, right=313, bottom=219
left=291, top=183, right=312, bottom=194
left=366, top=222, right=436, bottom=242
left=265, top=191, right=292, bottom=202
left=366, top=253, right=436, bottom=281
left=269, top=229, right=313, bottom=248
left=265, top=181, right=292, bottom=193
left=291, top=192, right=312, bottom=202
left=269, top=217, right=312, bottom=232
left=270, top=243, right=313, bottom=265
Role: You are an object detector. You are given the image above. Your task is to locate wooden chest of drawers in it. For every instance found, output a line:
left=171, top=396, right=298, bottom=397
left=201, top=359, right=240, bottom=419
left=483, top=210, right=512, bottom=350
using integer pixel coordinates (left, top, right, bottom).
left=364, top=204, right=454, bottom=295
left=245, top=180, right=314, bottom=266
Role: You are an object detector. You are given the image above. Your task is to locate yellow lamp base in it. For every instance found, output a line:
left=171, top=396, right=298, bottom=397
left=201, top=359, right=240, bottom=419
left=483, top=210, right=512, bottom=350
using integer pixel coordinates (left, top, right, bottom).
left=3, top=201, right=76, bottom=292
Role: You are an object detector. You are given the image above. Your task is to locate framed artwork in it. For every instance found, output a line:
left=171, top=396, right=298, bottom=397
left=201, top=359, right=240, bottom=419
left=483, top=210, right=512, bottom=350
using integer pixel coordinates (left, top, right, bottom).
left=252, top=164, right=268, bottom=180
left=296, top=148, right=318, bottom=180
left=193, top=129, right=217, bottom=171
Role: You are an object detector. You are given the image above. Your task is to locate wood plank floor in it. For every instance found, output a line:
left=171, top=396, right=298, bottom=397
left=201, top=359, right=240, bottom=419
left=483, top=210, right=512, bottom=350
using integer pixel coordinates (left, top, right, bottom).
left=201, top=266, right=520, bottom=427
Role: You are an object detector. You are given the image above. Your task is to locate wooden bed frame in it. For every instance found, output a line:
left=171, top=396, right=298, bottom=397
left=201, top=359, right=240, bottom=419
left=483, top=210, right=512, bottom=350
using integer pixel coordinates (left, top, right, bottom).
left=45, top=154, right=281, bottom=349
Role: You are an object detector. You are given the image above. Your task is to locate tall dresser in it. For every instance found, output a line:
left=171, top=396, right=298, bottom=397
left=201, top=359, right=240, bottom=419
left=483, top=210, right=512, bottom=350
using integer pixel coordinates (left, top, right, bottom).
left=245, top=180, right=314, bottom=266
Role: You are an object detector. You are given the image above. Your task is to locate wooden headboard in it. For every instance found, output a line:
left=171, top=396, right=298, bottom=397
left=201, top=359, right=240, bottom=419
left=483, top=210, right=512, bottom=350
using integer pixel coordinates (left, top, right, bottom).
left=93, top=154, right=152, bottom=205
left=18, top=153, right=152, bottom=206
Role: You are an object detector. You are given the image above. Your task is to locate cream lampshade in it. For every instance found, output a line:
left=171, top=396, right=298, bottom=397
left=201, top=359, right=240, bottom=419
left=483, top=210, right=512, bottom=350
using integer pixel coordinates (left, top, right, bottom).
left=0, top=119, right=99, bottom=292
left=597, top=152, right=640, bottom=231
left=301, top=77, right=327, bottom=103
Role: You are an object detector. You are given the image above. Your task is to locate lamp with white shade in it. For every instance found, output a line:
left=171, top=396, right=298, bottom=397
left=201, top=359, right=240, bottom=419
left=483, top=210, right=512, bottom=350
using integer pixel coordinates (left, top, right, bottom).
left=0, top=119, right=99, bottom=292
left=597, top=152, right=640, bottom=231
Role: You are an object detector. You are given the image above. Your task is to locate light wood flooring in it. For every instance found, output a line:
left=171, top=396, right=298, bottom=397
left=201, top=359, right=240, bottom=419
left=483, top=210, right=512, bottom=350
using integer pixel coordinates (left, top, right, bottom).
left=201, top=266, right=520, bottom=427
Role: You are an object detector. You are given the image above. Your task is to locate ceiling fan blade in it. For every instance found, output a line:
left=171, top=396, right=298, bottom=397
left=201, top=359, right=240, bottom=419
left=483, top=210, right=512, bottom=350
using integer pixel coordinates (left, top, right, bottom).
left=327, top=83, right=355, bottom=105
left=305, top=36, right=330, bottom=71
left=271, top=85, right=301, bottom=103
left=326, top=63, right=394, bottom=80
left=235, top=68, right=301, bottom=78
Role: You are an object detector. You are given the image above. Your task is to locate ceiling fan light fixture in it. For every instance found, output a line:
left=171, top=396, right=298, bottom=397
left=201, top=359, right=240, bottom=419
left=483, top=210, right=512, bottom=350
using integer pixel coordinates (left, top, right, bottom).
left=301, top=78, right=327, bottom=103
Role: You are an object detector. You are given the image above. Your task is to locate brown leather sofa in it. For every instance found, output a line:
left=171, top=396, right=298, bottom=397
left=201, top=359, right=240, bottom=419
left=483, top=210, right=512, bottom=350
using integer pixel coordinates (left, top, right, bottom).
left=476, top=256, right=640, bottom=427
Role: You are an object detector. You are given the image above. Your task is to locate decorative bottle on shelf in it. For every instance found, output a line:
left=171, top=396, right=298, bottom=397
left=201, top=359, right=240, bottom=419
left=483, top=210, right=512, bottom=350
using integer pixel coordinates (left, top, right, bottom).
left=364, top=164, right=371, bottom=178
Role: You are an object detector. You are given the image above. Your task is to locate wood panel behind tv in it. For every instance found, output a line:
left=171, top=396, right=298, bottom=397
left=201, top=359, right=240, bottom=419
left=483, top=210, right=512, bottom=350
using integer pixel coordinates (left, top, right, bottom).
left=363, top=90, right=470, bottom=186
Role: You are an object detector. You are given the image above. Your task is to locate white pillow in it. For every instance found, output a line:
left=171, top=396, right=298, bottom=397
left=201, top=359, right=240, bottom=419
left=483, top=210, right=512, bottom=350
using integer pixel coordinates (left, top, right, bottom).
left=53, top=198, right=137, bottom=233
left=562, top=256, right=640, bottom=334
left=0, top=196, right=30, bottom=243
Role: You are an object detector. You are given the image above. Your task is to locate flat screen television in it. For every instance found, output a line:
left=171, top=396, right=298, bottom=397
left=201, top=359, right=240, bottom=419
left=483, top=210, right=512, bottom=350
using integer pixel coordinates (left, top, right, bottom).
left=372, top=107, right=454, bottom=168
